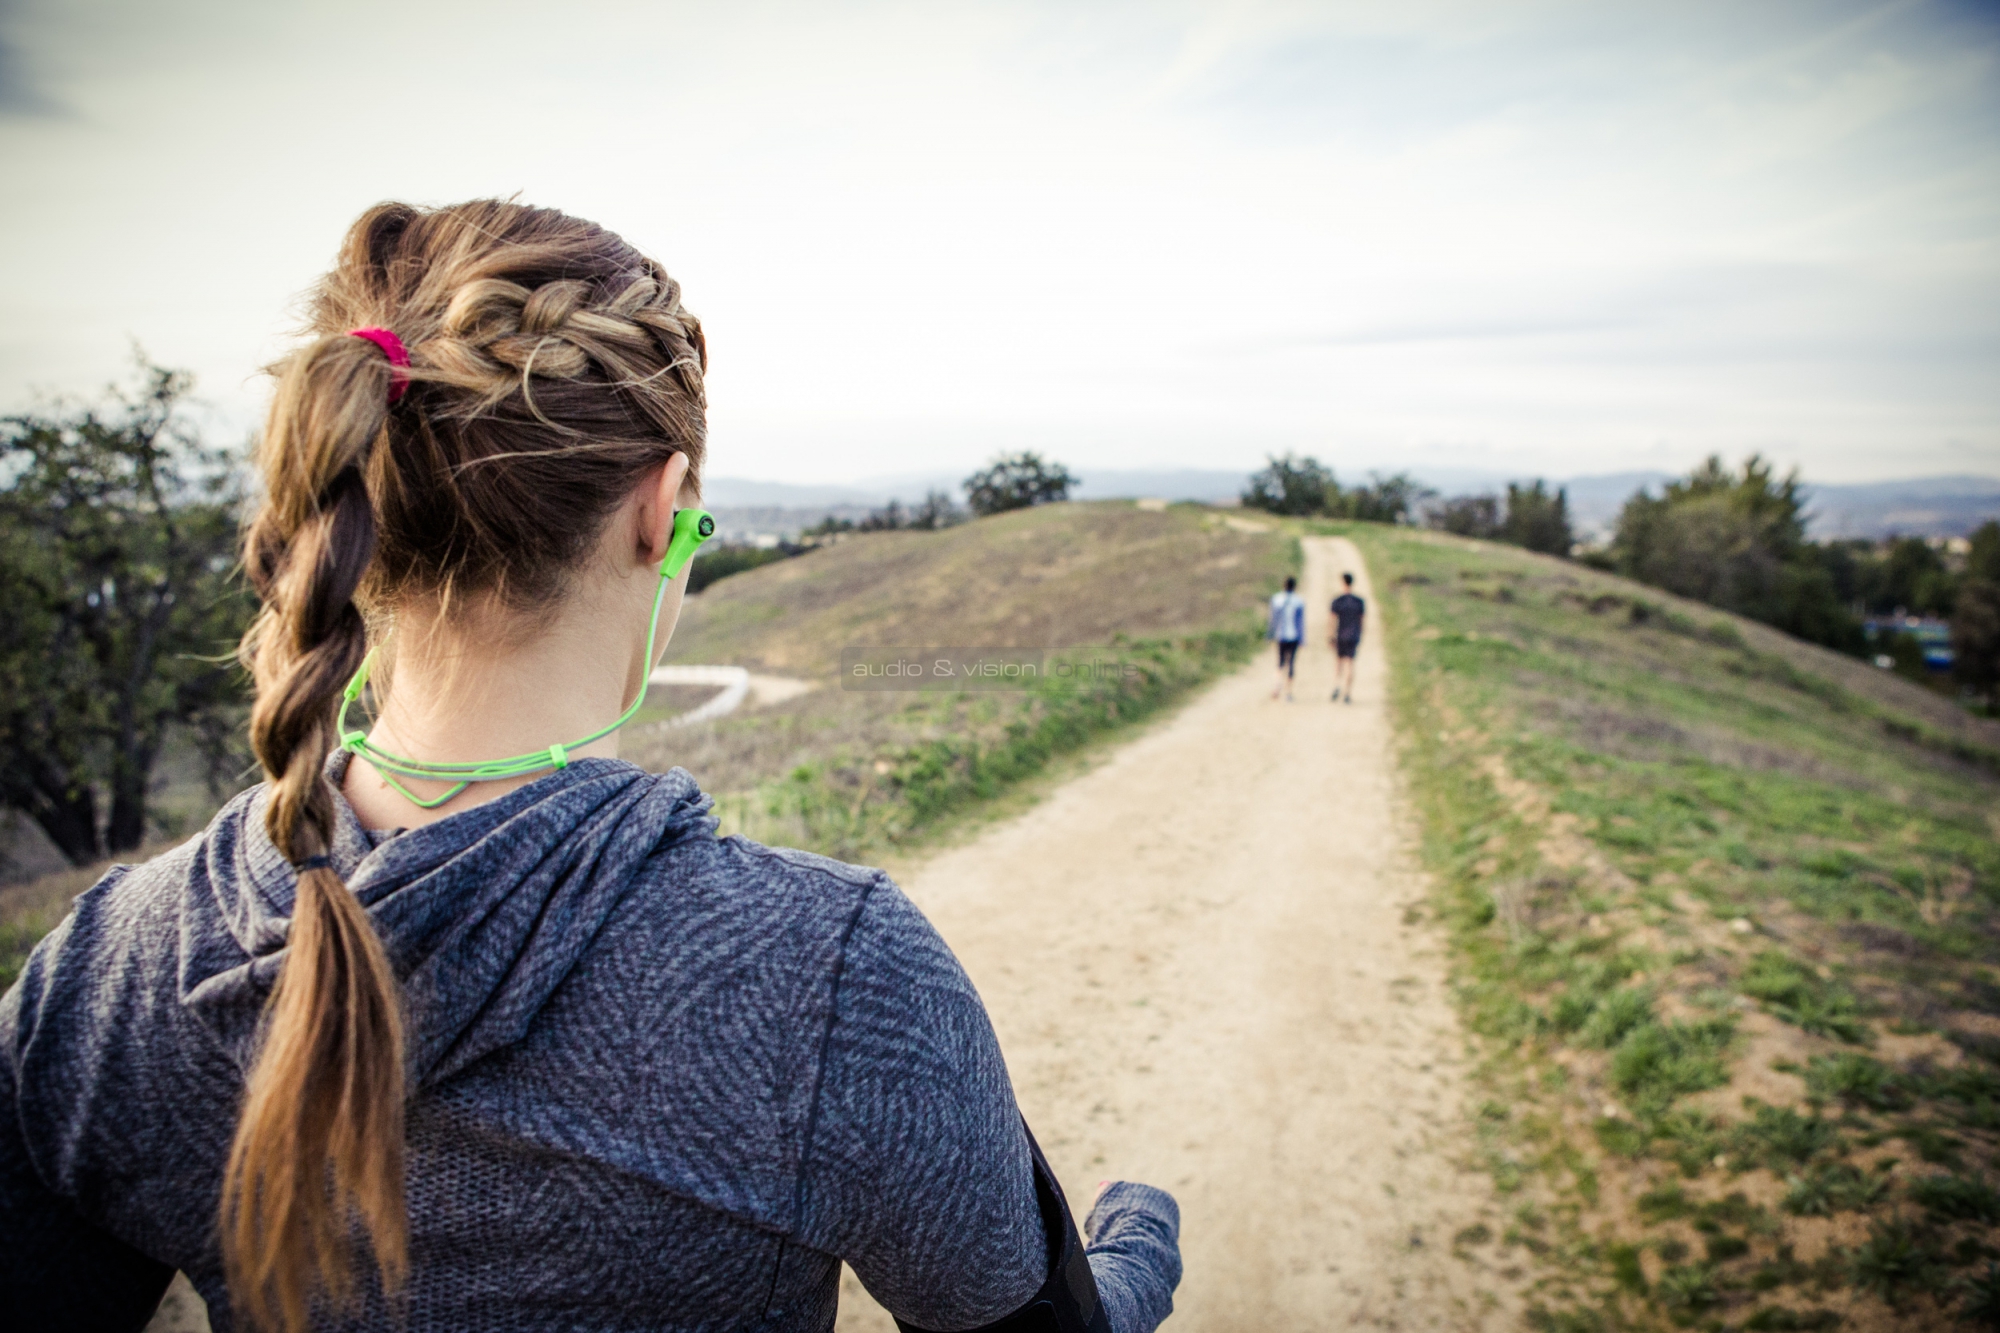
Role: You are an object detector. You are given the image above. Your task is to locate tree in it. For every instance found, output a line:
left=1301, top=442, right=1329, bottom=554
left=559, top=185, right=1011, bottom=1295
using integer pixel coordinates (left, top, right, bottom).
left=857, top=498, right=906, bottom=532
left=909, top=489, right=964, bottom=530
left=1610, top=455, right=1861, bottom=654
left=1242, top=453, right=1336, bottom=516
left=1503, top=481, right=1573, bottom=556
left=1873, top=537, right=1953, bottom=616
left=1953, top=581, right=2000, bottom=704
left=0, top=360, right=250, bottom=863
left=1426, top=493, right=1502, bottom=539
left=1330, top=472, right=1431, bottom=525
left=1954, top=520, right=2000, bottom=704
left=1967, top=520, right=2000, bottom=584
left=1243, top=455, right=1429, bottom=523
left=963, top=452, right=1077, bottom=517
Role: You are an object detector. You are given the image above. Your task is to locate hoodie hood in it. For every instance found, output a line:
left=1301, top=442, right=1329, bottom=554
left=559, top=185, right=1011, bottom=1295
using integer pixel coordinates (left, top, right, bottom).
left=178, top=757, right=715, bottom=1088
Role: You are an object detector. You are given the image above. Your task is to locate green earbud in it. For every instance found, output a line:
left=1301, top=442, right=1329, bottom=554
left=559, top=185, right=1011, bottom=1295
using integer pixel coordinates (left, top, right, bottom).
left=663, top=508, right=717, bottom=581
left=335, top=504, right=721, bottom=811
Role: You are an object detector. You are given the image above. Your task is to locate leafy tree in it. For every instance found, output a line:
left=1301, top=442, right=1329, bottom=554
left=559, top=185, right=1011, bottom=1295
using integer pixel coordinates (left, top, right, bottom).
left=857, top=498, right=906, bottom=532
left=1426, top=493, right=1502, bottom=539
left=1425, top=481, right=1569, bottom=554
left=1968, top=520, right=2000, bottom=584
left=803, top=513, right=856, bottom=538
left=963, top=452, right=1077, bottom=517
left=0, top=360, right=250, bottom=863
left=685, top=542, right=797, bottom=594
left=844, top=490, right=966, bottom=534
left=1611, top=455, right=1861, bottom=652
left=1954, top=520, right=2000, bottom=704
left=1329, top=472, right=1430, bottom=525
left=1503, top=480, right=1573, bottom=556
left=1242, top=453, right=1336, bottom=516
left=1244, top=455, right=1429, bottom=523
left=1871, top=537, right=1953, bottom=616
left=1952, top=582, right=2000, bottom=703
left=909, top=489, right=964, bottom=530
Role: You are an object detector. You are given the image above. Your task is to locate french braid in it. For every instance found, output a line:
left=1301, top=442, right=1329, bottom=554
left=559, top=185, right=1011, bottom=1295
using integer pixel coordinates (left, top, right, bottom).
left=226, top=200, right=706, bottom=1333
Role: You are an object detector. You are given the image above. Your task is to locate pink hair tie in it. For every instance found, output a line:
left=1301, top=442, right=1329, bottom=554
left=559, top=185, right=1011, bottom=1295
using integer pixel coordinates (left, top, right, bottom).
left=347, top=327, right=410, bottom=403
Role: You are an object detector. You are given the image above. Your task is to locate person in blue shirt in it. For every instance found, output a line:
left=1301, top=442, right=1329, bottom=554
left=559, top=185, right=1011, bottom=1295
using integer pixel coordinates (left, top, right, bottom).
left=1330, top=573, right=1366, bottom=703
left=1268, top=575, right=1306, bottom=701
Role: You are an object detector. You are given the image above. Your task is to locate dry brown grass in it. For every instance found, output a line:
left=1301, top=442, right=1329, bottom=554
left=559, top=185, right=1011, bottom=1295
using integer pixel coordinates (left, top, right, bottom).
left=665, top=500, right=1287, bottom=673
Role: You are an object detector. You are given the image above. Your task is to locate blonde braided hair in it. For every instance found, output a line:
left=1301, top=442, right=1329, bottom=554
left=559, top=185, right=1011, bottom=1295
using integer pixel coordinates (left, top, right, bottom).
left=228, top=200, right=706, bottom=1333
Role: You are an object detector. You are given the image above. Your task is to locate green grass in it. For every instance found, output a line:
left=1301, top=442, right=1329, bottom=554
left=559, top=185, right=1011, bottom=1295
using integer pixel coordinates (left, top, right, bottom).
left=707, top=629, right=1263, bottom=862
left=1340, top=521, right=2000, bottom=1331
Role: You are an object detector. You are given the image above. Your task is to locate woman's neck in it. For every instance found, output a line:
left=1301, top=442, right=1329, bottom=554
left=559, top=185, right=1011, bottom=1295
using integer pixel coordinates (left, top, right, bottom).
left=340, top=585, right=652, bottom=829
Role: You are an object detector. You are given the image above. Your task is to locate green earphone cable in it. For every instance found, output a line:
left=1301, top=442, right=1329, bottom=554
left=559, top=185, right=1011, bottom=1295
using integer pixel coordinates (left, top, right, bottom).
left=337, top=508, right=715, bottom=809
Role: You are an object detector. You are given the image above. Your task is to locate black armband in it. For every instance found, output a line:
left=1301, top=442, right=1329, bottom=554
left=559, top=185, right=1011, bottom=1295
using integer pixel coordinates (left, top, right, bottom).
left=894, top=1118, right=1112, bottom=1333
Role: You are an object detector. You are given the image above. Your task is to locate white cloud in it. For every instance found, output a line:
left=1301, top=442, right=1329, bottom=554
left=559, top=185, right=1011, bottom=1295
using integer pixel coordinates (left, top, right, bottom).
left=0, top=0, right=1994, bottom=485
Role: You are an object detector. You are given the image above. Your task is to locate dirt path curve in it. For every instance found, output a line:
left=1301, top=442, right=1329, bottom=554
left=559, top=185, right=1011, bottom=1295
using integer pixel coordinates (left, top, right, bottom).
left=839, top=537, right=1515, bottom=1331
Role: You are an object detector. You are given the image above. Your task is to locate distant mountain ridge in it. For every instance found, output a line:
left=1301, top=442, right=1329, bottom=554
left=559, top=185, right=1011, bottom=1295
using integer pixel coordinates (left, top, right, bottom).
left=1798, top=476, right=2000, bottom=540
left=702, top=470, right=2000, bottom=541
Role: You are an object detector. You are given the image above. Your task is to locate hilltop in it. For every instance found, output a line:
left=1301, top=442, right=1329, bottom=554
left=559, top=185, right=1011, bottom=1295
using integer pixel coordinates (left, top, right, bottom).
left=666, top=499, right=1285, bottom=673
left=629, top=500, right=1295, bottom=858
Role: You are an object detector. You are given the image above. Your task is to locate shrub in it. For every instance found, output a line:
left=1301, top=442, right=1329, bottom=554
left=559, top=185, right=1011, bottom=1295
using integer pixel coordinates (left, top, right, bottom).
left=1804, top=1053, right=1910, bottom=1110
left=1908, top=1173, right=2000, bottom=1224
left=1900, top=1124, right=1964, bottom=1167
left=1611, top=1018, right=1735, bottom=1113
left=1848, top=1217, right=1944, bottom=1304
left=1656, top=1263, right=1719, bottom=1312
left=1608, top=1243, right=1647, bottom=1294
left=1580, top=986, right=1655, bottom=1049
left=1782, top=1162, right=1889, bottom=1216
left=1740, top=951, right=1871, bottom=1044
left=1733, top=1103, right=1840, bottom=1168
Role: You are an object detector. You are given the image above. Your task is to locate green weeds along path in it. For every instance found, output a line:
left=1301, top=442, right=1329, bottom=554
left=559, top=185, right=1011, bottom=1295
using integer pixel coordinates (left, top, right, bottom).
left=1342, top=523, right=2000, bottom=1331
left=706, top=630, right=1261, bottom=861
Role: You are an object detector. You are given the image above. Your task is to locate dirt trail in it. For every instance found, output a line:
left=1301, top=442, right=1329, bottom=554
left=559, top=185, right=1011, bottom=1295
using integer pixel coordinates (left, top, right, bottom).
left=838, top=537, right=1514, bottom=1331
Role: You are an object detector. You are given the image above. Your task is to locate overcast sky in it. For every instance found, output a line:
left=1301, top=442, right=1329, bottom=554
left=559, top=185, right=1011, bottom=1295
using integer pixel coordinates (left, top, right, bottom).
left=1, top=0, right=1996, bottom=486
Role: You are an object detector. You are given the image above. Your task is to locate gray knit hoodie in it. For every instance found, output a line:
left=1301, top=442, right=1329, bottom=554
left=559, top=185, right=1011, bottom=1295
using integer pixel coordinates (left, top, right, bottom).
left=0, top=758, right=1180, bottom=1331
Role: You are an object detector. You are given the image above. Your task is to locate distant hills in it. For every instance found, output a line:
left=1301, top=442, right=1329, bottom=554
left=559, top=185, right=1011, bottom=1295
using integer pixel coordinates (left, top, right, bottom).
left=701, top=470, right=2000, bottom=542
left=1797, top=476, right=2000, bottom=540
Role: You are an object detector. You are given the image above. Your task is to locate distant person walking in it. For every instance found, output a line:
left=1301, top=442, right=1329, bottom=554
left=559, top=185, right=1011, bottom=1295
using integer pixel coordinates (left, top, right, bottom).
left=1269, top=576, right=1306, bottom=701
left=1330, top=573, right=1365, bottom=703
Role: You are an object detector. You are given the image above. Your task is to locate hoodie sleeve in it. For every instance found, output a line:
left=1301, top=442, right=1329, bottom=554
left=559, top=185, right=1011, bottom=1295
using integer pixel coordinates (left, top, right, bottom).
left=798, top=876, right=1181, bottom=1332
left=1, top=934, right=175, bottom=1330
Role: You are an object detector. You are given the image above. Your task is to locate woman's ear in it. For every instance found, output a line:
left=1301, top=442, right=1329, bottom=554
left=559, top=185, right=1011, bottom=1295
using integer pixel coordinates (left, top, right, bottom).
left=637, top=453, right=694, bottom=566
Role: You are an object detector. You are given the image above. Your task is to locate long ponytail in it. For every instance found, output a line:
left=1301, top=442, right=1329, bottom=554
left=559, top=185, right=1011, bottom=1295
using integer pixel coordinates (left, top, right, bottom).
left=225, top=328, right=408, bottom=1332
left=221, top=197, right=708, bottom=1329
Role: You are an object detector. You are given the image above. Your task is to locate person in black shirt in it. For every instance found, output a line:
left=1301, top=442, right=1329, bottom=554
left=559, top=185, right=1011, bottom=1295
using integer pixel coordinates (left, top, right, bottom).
left=1330, top=573, right=1365, bottom=702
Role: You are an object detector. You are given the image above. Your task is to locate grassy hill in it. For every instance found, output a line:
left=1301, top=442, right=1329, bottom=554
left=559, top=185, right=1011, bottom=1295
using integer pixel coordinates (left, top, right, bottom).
left=664, top=499, right=1284, bottom=673
left=630, top=500, right=1293, bottom=858
left=1339, top=522, right=2000, bottom=1331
